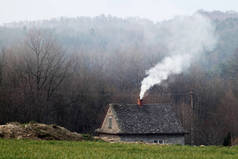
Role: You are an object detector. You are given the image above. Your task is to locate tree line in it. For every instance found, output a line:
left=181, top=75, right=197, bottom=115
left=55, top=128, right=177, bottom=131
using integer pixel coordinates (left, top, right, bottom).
left=0, top=11, right=238, bottom=145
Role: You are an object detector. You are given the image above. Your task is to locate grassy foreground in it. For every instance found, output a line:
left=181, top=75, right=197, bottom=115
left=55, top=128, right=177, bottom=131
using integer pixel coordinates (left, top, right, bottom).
left=0, top=139, right=238, bottom=159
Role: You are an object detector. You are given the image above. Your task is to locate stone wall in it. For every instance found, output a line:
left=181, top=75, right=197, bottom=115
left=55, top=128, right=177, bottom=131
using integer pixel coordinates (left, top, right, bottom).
left=120, top=134, right=185, bottom=145
left=100, top=134, right=185, bottom=145
left=100, top=106, right=120, bottom=134
left=99, top=134, right=121, bottom=142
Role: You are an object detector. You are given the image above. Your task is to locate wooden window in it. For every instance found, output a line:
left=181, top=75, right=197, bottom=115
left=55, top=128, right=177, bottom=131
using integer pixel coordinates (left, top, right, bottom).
left=159, top=140, right=164, bottom=144
left=108, top=117, right=112, bottom=129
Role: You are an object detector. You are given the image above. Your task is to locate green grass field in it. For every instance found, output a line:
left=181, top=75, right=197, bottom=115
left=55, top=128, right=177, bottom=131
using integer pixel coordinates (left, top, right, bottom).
left=0, top=139, right=238, bottom=159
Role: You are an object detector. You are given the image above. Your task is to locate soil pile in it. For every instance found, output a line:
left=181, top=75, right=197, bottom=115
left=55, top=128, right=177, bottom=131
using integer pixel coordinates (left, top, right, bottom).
left=0, top=122, right=82, bottom=141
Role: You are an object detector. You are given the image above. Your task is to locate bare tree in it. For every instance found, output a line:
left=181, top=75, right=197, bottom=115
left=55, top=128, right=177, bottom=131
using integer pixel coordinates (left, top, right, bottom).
left=22, top=29, right=71, bottom=100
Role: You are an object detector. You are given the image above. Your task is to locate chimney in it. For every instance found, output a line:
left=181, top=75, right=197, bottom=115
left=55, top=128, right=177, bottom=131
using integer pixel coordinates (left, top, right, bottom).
left=137, top=98, right=143, bottom=106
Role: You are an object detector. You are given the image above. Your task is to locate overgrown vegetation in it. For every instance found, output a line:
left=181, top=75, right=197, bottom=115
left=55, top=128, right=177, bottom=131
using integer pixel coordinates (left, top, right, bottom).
left=0, top=139, right=237, bottom=159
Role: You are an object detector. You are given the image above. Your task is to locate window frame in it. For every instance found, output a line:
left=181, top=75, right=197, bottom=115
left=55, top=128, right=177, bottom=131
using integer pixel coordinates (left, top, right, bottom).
left=159, top=140, right=164, bottom=144
left=108, top=116, right=112, bottom=129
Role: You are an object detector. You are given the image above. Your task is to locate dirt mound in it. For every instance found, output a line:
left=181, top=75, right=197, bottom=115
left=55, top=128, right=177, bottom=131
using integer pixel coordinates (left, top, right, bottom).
left=0, top=122, right=82, bottom=141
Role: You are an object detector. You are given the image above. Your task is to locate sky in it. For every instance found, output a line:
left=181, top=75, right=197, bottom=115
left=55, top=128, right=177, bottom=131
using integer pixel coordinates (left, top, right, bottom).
left=0, top=0, right=237, bottom=24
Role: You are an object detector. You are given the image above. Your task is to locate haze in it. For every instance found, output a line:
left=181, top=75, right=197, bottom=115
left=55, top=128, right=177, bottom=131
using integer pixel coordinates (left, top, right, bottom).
left=1, top=0, right=238, bottom=24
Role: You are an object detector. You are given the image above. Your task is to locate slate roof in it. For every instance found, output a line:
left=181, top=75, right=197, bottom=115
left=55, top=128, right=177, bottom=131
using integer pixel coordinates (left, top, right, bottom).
left=100, top=103, right=186, bottom=135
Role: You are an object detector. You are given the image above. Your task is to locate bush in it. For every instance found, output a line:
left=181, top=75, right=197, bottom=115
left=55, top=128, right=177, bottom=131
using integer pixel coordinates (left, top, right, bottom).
left=223, top=132, right=232, bottom=146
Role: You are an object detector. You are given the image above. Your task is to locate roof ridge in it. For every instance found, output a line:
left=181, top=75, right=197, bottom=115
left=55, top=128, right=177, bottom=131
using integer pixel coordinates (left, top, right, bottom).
left=109, top=103, right=172, bottom=106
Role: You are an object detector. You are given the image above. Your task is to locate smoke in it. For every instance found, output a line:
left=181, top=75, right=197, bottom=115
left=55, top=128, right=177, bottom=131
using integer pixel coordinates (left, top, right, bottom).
left=139, top=13, right=217, bottom=99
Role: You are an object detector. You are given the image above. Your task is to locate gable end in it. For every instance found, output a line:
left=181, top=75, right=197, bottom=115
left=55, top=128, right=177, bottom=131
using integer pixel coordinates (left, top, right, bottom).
left=98, top=105, right=121, bottom=134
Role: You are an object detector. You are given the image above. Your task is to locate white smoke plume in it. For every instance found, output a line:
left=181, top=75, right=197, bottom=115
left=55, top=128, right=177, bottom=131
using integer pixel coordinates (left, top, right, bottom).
left=139, top=13, right=217, bottom=99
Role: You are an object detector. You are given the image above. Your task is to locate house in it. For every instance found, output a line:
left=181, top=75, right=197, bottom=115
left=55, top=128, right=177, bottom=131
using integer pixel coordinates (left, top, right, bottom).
left=96, top=103, right=187, bottom=144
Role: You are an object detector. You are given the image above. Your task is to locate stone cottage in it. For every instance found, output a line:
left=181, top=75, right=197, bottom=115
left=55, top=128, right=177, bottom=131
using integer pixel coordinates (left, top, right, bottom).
left=96, top=103, right=187, bottom=144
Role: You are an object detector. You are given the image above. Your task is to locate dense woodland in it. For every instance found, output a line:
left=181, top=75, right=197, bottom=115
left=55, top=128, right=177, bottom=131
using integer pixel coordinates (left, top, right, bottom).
left=0, top=10, right=238, bottom=145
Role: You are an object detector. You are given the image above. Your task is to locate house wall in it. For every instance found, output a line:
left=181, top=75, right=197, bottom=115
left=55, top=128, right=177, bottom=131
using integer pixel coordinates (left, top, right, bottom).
left=100, top=134, right=185, bottom=145
left=120, top=135, right=185, bottom=145
left=100, top=106, right=120, bottom=134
